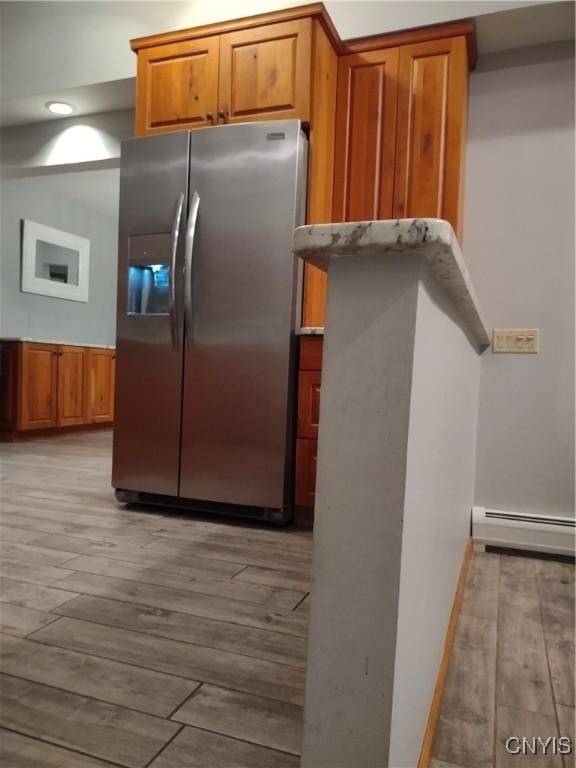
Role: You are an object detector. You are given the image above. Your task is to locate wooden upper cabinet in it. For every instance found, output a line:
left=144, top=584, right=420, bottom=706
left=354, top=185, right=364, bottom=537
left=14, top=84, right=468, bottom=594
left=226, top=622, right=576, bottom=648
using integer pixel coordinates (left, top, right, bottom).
left=18, top=343, right=58, bottom=430
left=393, top=36, right=468, bottom=239
left=86, top=349, right=115, bottom=424
left=136, top=36, right=219, bottom=135
left=218, top=19, right=312, bottom=124
left=333, top=49, right=399, bottom=222
left=57, top=346, right=87, bottom=427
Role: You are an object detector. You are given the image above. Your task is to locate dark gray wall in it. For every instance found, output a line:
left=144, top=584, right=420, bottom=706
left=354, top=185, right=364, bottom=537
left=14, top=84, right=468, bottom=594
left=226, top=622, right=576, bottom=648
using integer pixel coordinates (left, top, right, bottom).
left=0, top=171, right=119, bottom=345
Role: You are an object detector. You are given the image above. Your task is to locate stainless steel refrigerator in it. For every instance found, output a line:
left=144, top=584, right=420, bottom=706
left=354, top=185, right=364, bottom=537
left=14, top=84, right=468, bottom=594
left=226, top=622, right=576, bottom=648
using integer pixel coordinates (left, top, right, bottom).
left=112, top=120, right=308, bottom=524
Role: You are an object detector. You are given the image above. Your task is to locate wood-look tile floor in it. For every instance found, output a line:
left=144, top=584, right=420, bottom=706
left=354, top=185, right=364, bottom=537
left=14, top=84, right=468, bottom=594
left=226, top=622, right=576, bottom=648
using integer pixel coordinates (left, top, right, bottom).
left=1, top=431, right=574, bottom=768
left=0, top=431, right=311, bottom=768
left=432, top=550, right=575, bottom=768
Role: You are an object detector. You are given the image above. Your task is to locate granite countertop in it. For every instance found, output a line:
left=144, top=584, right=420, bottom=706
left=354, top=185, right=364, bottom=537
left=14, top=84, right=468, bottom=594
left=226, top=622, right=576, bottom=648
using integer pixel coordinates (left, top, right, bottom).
left=297, top=326, right=324, bottom=336
left=293, top=218, right=490, bottom=351
left=0, top=338, right=115, bottom=350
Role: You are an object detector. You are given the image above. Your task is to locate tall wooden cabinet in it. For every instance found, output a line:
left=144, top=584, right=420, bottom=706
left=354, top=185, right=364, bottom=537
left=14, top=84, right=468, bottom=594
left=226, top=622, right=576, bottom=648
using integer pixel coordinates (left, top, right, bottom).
left=304, top=22, right=475, bottom=327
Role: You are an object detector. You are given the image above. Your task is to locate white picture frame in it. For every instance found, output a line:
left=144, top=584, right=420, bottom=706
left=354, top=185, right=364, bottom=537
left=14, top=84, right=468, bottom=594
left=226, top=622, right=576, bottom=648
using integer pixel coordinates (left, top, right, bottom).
left=21, top=219, right=90, bottom=303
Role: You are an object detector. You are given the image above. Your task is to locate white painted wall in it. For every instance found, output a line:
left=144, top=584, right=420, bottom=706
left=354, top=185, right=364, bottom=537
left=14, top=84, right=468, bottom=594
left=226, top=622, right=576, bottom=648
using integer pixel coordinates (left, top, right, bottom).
left=389, top=269, right=481, bottom=767
left=465, top=41, right=575, bottom=517
left=0, top=1, right=553, bottom=99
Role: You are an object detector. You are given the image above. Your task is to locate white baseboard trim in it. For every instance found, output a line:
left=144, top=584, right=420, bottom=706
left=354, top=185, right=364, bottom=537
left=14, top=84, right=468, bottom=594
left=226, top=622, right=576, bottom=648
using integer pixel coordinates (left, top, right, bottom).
left=472, top=506, right=575, bottom=557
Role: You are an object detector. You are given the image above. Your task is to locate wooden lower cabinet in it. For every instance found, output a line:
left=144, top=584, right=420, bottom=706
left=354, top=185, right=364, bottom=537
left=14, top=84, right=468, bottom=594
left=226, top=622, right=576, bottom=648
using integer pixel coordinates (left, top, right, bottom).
left=57, top=346, right=87, bottom=427
left=295, top=438, right=317, bottom=508
left=0, top=341, right=114, bottom=438
left=86, top=349, right=115, bottom=424
left=19, top=343, right=58, bottom=430
left=295, top=336, right=323, bottom=519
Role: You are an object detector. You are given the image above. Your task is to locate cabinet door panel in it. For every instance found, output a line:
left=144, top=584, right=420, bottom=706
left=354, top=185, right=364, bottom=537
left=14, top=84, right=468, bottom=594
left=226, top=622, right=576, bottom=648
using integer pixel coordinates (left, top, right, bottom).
left=295, top=438, right=317, bottom=508
left=393, top=37, right=468, bottom=238
left=219, top=19, right=311, bottom=123
left=136, top=37, right=219, bottom=135
left=19, top=343, right=58, bottom=430
left=86, top=350, right=115, bottom=424
left=333, top=49, right=399, bottom=222
left=57, top=346, right=87, bottom=427
left=298, top=370, right=321, bottom=440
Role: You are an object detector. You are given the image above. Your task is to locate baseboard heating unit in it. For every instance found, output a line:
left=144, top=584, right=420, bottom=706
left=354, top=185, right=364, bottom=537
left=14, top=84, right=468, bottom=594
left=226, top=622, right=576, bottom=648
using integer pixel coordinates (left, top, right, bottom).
left=472, top=506, right=575, bottom=557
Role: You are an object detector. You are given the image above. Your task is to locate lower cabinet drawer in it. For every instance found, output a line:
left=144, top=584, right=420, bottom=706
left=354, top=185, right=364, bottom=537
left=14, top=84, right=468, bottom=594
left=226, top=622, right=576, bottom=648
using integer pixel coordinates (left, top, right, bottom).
left=295, top=437, right=317, bottom=508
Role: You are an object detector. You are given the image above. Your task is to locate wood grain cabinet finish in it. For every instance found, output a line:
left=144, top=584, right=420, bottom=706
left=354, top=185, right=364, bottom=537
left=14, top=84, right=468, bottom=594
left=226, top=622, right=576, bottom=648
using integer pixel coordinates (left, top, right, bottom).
left=297, top=370, right=321, bottom=440
left=295, top=438, right=318, bottom=508
left=0, top=343, right=115, bottom=438
left=333, top=48, right=399, bottom=222
left=136, top=37, right=220, bottom=135
left=57, top=346, right=87, bottom=427
left=218, top=19, right=312, bottom=124
left=393, top=36, right=468, bottom=239
left=86, top=349, right=116, bottom=424
left=295, top=337, right=323, bottom=512
left=19, top=343, right=59, bottom=430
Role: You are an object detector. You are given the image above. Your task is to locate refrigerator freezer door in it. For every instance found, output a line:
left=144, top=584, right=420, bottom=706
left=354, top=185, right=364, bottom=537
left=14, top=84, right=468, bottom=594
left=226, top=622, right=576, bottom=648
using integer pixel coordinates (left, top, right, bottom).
left=113, top=131, right=190, bottom=496
left=180, top=121, right=307, bottom=510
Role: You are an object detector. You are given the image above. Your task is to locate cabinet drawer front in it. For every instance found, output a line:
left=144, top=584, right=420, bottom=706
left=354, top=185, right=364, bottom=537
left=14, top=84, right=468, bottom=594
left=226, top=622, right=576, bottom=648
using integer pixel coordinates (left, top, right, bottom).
left=218, top=19, right=311, bottom=123
left=393, top=36, right=468, bottom=237
left=333, top=49, right=399, bottom=222
left=299, top=336, right=323, bottom=370
left=298, top=369, right=321, bottom=439
left=136, top=37, right=219, bottom=135
left=295, top=437, right=317, bottom=508
left=18, top=343, right=58, bottom=430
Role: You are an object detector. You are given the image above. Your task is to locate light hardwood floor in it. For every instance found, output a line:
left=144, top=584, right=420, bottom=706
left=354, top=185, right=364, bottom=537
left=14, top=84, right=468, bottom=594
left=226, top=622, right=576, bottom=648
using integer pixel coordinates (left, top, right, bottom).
left=1, top=431, right=574, bottom=767
left=0, top=431, right=311, bottom=767
left=432, top=550, right=575, bottom=768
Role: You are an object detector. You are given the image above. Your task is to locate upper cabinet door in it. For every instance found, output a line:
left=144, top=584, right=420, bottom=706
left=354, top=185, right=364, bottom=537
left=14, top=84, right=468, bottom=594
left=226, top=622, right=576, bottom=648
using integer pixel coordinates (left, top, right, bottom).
left=393, top=36, right=468, bottom=238
left=333, top=49, right=399, bottom=222
left=136, top=36, right=219, bottom=135
left=218, top=19, right=312, bottom=124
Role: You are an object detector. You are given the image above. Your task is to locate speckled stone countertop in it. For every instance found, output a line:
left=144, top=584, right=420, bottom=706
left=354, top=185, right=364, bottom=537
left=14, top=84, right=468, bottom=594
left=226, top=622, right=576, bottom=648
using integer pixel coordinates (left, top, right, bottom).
left=297, top=326, right=324, bottom=336
left=0, top=338, right=115, bottom=349
left=293, top=218, right=489, bottom=351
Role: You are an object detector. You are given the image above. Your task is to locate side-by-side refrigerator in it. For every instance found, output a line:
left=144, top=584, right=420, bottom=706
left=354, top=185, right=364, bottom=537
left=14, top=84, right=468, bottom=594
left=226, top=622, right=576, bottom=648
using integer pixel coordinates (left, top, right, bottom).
left=112, top=120, right=308, bottom=524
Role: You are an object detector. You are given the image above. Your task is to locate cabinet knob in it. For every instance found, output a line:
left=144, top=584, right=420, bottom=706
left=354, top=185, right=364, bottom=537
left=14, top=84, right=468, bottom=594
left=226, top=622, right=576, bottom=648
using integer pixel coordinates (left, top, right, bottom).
left=218, top=110, right=227, bottom=121
left=206, top=112, right=214, bottom=122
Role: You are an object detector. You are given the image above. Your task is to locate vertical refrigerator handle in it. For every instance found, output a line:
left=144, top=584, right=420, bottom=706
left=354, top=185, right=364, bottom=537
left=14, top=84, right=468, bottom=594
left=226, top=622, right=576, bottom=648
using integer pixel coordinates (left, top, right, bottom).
left=184, top=190, right=200, bottom=348
left=170, top=192, right=185, bottom=349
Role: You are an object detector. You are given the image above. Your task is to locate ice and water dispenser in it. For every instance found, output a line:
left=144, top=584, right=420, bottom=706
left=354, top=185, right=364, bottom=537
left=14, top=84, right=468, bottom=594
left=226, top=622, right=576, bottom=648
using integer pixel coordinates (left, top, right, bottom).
left=127, top=233, right=171, bottom=315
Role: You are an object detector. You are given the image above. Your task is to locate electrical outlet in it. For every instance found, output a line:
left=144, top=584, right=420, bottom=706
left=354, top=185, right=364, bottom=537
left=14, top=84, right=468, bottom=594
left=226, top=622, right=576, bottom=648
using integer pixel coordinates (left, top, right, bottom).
left=492, top=329, right=539, bottom=353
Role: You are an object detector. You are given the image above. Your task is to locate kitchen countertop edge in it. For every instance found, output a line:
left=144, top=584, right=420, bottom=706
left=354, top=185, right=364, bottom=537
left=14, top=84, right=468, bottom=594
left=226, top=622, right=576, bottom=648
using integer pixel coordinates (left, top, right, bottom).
left=293, top=218, right=490, bottom=352
left=0, top=338, right=115, bottom=350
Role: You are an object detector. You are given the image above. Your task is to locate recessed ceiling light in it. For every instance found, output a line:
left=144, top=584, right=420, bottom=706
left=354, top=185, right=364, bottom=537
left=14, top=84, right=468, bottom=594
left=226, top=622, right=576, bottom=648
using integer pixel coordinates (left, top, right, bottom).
left=45, top=101, right=74, bottom=116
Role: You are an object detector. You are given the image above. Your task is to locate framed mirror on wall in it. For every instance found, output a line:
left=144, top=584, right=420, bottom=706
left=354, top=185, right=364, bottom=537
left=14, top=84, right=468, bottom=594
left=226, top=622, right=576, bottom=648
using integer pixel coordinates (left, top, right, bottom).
left=21, top=219, right=90, bottom=302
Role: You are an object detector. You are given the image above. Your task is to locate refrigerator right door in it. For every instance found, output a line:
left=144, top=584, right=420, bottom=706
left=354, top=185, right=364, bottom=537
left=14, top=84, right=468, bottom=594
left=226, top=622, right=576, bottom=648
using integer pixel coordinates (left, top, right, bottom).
left=179, top=120, right=307, bottom=513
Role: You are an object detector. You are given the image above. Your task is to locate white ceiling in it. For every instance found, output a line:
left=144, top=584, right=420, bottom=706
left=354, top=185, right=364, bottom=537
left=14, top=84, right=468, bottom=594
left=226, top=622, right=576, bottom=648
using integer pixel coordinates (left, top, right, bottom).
left=0, top=0, right=573, bottom=128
